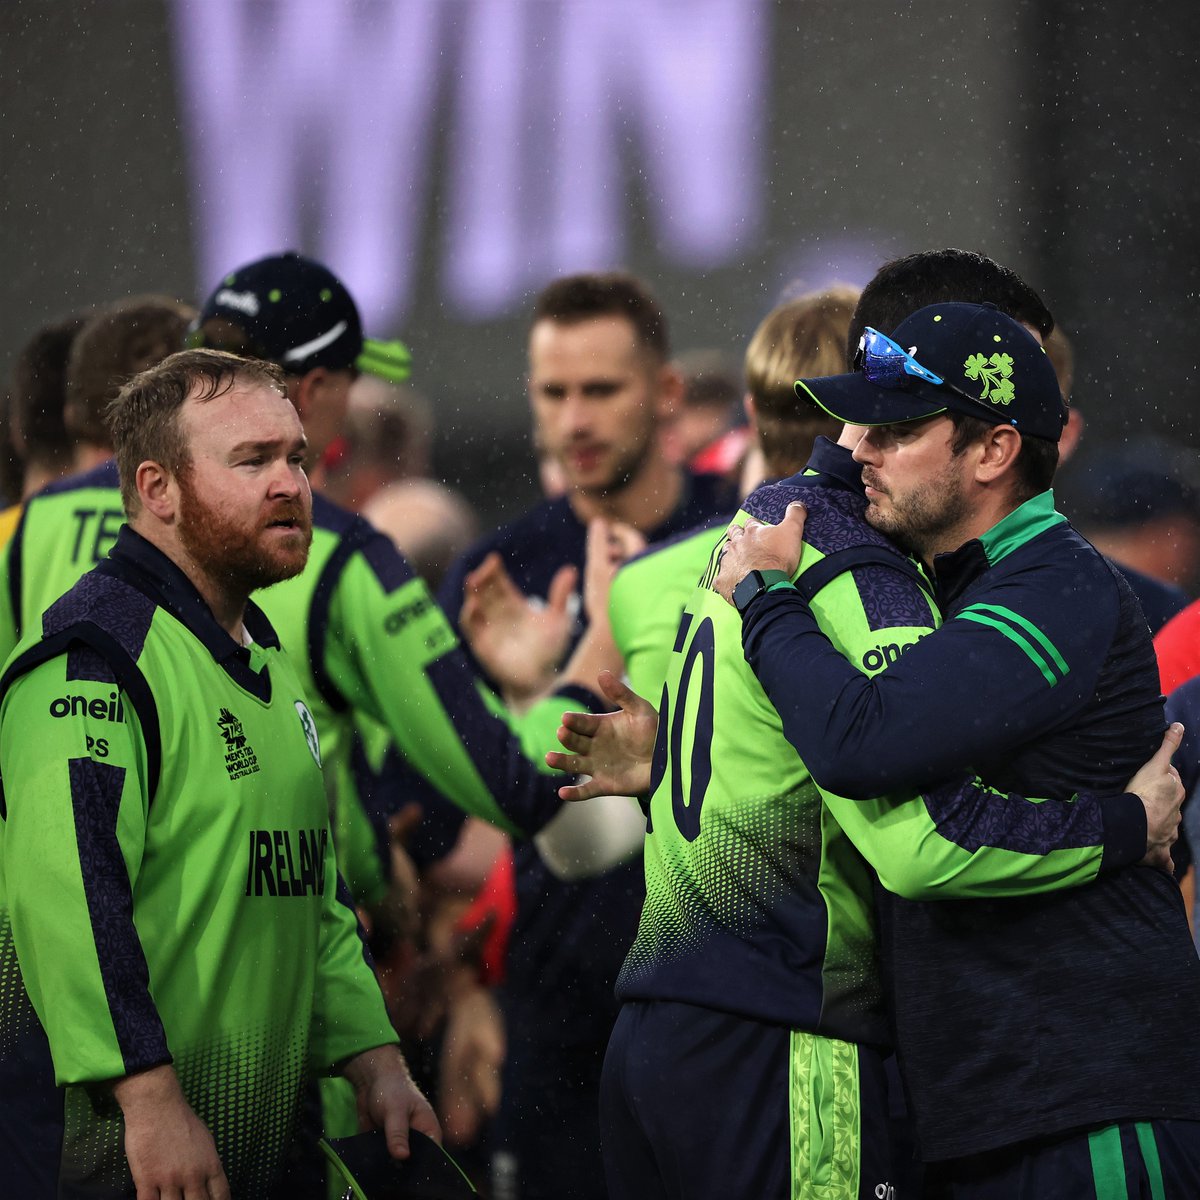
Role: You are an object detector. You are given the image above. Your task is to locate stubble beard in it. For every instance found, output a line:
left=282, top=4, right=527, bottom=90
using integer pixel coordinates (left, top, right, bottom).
left=177, top=475, right=313, bottom=597
left=569, top=418, right=657, bottom=502
left=863, top=468, right=971, bottom=560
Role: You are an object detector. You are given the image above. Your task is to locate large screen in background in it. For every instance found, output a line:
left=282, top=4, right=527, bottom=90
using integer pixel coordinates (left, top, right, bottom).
left=170, top=0, right=768, bottom=328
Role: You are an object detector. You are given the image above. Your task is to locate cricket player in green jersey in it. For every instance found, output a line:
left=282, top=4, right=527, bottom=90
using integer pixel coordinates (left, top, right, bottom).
left=544, top=286, right=1183, bottom=1199
left=0, top=350, right=437, bottom=1199
left=0, top=261, right=573, bottom=920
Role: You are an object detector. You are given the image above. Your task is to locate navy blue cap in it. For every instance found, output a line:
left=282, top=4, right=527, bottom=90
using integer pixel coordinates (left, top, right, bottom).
left=796, top=302, right=1066, bottom=442
left=189, top=252, right=411, bottom=383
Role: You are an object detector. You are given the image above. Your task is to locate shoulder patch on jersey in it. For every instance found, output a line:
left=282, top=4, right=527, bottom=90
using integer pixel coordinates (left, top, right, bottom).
left=743, top=481, right=894, bottom=560
left=360, top=527, right=417, bottom=595
left=853, top=562, right=937, bottom=633
left=43, top=572, right=156, bottom=663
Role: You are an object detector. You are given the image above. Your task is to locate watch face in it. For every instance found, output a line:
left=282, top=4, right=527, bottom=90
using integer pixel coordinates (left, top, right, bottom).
left=733, top=571, right=764, bottom=614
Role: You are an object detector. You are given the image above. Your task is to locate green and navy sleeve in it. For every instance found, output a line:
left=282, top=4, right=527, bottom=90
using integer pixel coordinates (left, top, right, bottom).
left=743, top=554, right=1150, bottom=869
left=821, top=778, right=1123, bottom=899
left=0, top=647, right=167, bottom=1085
left=308, top=868, right=398, bottom=1074
left=747, top=554, right=1114, bottom=792
left=738, top=480, right=1147, bottom=883
left=791, top=542, right=1127, bottom=894
left=316, top=526, right=567, bottom=838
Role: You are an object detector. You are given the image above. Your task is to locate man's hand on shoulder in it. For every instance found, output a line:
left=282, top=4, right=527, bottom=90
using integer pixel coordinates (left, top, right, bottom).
left=113, top=1064, right=230, bottom=1200
left=343, top=1044, right=442, bottom=1159
left=1127, top=722, right=1186, bottom=872
left=713, top=503, right=807, bottom=605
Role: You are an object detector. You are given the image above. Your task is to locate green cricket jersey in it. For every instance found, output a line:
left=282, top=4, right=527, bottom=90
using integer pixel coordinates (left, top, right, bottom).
left=616, top=476, right=1115, bottom=1046
left=0, top=463, right=568, bottom=898
left=0, top=527, right=395, bottom=1197
left=0, top=461, right=126, bottom=665
left=256, top=492, right=568, bottom=839
left=609, top=517, right=726, bottom=705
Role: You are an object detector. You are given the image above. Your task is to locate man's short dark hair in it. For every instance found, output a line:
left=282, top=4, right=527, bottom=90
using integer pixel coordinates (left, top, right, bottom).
left=532, top=272, right=670, bottom=362
left=66, top=296, right=197, bottom=450
left=848, top=249, right=1055, bottom=368
left=10, top=312, right=89, bottom=475
left=949, top=412, right=1059, bottom=504
left=107, top=349, right=286, bottom=516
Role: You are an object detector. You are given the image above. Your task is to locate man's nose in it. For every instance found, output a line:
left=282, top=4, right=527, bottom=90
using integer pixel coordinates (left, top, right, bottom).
left=851, top=430, right=881, bottom=464
left=562, top=392, right=592, bottom=432
left=270, top=459, right=304, bottom=496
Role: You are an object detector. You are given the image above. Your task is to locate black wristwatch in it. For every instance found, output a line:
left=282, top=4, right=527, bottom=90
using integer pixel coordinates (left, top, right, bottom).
left=732, top=569, right=792, bottom=616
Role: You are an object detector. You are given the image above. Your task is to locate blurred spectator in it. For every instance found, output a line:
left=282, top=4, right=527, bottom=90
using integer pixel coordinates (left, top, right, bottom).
left=319, top=376, right=434, bottom=510
left=662, top=347, right=747, bottom=477
left=1057, top=435, right=1200, bottom=594
left=65, top=295, right=196, bottom=471
left=1, top=312, right=90, bottom=545
left=1046, top=324, right=1191, bottom=632
left=0, top=388, right=21, bottom=518
left=0, top=297, right=194, bottom=661
left=439, top=271, right=734, bottom=1200
left=362, top=478, right=479, bottom=594
left=8, top=311, right=88, bottom=499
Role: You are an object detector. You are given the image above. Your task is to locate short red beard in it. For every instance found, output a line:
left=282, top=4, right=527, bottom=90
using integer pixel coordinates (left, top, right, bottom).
left=177, top=470, right=313, bottom=596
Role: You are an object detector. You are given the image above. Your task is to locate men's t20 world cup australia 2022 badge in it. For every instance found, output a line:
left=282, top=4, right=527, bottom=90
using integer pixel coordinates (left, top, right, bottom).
left=218, top=707, right=260, bottom=780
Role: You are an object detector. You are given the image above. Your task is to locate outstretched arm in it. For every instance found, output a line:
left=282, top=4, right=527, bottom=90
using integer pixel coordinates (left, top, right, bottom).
left=825, top=724, right=1184, bottom=901
left=546, top=670, right=659, bottom=801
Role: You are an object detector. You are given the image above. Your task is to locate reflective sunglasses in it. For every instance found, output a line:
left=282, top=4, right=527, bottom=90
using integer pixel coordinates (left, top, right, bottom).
left=854, top=327, right=995, bottom=416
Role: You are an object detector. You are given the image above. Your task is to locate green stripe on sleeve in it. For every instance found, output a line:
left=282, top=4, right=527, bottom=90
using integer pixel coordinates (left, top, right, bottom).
left=957, top=610, right=1059, bottom=686
left=1134, top=1123, right=1166, bottom=1200
left=1088, top=1124, right=1129, bottom=1200
left=964, top=603, right=1069, bottom=677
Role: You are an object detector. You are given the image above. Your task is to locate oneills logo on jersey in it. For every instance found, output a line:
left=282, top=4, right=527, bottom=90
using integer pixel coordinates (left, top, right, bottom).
left=48, top=692, right=125, bottom=722
left=245, top=828, right=328, bottom=897
left=860, top=641, right=915, bottom=672
left=294, top=700, right=321, bottom=768
left=218, top=708, right=260, bottom=780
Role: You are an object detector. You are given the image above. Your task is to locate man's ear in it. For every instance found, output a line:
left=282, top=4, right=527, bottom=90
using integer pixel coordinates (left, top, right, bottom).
left=136, top=460, right=177, bottom=521
left=656, top=362, right=685, bottom=422
left=743, top=393, right=757, bottom=435
left=1058, top=408, right=1085, bottom=464
left=975, top=425, right=1023, bottom=483
left=289, top=368, right=326, bottom=421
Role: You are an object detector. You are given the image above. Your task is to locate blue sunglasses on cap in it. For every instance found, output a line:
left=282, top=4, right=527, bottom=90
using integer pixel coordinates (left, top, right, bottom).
left=854, top=327, right=1002, bottom=420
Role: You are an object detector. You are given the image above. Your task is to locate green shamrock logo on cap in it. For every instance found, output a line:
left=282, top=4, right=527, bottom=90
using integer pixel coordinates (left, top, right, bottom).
left=963, top=352, right=1015, bottom=406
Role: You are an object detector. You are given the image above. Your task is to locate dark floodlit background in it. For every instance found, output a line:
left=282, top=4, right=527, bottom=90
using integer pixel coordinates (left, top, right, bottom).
left=3, top=0, right=1199, bottom=527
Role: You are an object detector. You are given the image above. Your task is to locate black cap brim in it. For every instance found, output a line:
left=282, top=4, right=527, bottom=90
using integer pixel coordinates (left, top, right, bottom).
left=794, top=374, right=949, bottom=427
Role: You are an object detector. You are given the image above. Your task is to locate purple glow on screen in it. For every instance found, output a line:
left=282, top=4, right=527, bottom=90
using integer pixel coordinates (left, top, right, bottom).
left=169, top=0, right=767, bottom=328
